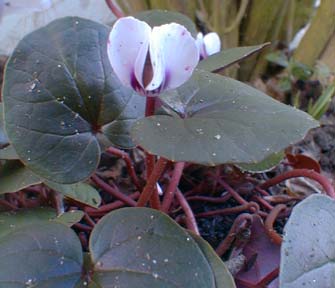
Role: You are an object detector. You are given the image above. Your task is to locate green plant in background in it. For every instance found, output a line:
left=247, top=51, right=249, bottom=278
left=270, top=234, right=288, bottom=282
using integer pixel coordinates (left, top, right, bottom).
left=308, top=83, right=335, bottom=119
left=266, top=51, right=335, bottom=120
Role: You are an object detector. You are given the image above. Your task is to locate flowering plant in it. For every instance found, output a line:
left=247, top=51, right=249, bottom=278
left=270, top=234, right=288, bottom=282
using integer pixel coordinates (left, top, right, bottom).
left=0, top=9, right=319, bottom=288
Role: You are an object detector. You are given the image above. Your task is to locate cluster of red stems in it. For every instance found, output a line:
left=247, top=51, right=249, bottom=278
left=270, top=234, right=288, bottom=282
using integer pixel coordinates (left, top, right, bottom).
left=1, top=141, right=334, bottom=251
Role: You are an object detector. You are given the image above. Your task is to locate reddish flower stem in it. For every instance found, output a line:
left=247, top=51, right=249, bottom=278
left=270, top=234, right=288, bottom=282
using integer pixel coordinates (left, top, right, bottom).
left=260, top=169, right=335, bottom=198
left=91, top=174, right=137, bottom=206
left=145, top=96, right=156, bottom=117
left=196, top=202, right=259, bottom=218
left=252, top=195, right=274, bottom=210
left=218, top=178, right=249, bottom=205
left=85, top=192, right=140, bottom=216
left=78, top=232, right=88, bottom=250
left=264, top=204, right=286, bottom=245
left=206, top=179, right=269, bottom=217
left=175, top=188, right=200, bottom=235
left=162, top=162, right=185, bottom=213
left=0, top=199, right=17, bottom=210
left=186, top=193, right=231, bottom=203
left=83, top=213, right=96, bottom=227
left=255, top=186, right=270, bottom=196
left=105, top=0, right=124, bottom=18
left=137, top=157, right=168, bottom=207
left=144, top=97, right=161, bottom=209
left=73, top=223, right=93, bottom=232
left=216, top=213, right=253, bottom=257
left=147, top=154, right=161, bottom=210
left=106, top=146, right=142, bottom=191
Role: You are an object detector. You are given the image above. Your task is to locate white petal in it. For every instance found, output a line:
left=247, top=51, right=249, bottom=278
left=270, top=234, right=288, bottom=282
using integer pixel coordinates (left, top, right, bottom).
left=203, top=32, right=221, bottom=56
left=107, top=16, right=151, bottom=89
left=146, top=30, right=165, bottom=91
left=196, top=32, right=206, bottom=58
left=147, top=23, right=199, bottom=91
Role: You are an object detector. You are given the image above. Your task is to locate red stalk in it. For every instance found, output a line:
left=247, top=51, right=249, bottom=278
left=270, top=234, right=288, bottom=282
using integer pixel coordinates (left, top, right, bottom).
left=175, top=188, right=200, bottom=235
left=162, top=162, right=185, bottom=212
left=91, top=174, right=137, bottom=206
left=137, top=157, right=168, bottom=207
left=260, top=169, right=335, bottom=198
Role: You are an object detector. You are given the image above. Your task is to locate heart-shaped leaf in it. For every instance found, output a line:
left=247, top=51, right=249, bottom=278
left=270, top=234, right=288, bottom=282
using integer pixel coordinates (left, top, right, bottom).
left=0, top=160, right=41, bottom=194
left=197, top=43, right=270, bottom=73
left=46, top=181, right=101, bottom=208
left=132, top=70, right=318, bottom=165
left=190, top=233, right=236, bottom=288
left=0, top=209, right=83, bottom=288
left=89, top=207, right=218, bottom=288
left=280, top=194, right=335, bottom=287
left=3, top=17, right=145, bottom=184
left=135, top=10, right=197, bottom=37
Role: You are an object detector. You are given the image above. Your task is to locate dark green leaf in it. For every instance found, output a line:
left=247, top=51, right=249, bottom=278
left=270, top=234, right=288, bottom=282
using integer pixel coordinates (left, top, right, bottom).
left=132, top=70, right=318, bottom=165
left=0, top=209, right=55, bottom=236
left=46, top=181, right=101, bottom=208
left=3, top=17, right=145, bottom=184
left=0, top=160, right=41, bottom=194
left=280, top=194, right=335, bottom=287
left=90, top=207, right=216, bottom=288
left=0, top=209, right=83, bottom=288
left=0, top=207, right=82, bottom=227
left=54, top=210, right=84, bottom=227
left=0, top=145, right=19, bottom=160
left=198, top=43, right=270, bottom=73
left=136, top=10, right=197, bottom=37
left=236, top=151, right=284, bottom=173
left=190, top=233, right=236, bottom=288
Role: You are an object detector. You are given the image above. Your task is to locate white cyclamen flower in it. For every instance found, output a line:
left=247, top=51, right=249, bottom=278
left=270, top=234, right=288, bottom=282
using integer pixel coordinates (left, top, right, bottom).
left=196, top=32, right=221, bottom=59
left=107, top=16, right=199, bottom=95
